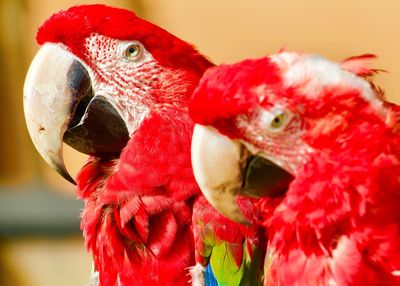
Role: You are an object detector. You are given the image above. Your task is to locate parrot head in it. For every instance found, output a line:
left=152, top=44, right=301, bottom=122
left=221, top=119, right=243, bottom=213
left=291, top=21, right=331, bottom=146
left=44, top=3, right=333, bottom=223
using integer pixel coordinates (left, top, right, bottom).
left=190, top=52, right=391, bottom=223
left=24, top=4, right=212, bottom=183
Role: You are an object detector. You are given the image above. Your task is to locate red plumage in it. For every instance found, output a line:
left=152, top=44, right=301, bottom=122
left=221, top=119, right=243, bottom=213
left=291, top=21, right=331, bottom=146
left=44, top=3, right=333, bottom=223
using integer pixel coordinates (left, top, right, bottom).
left=76, top=107, right=197, bottom=285
left=189, top=57, right=282, bottom=137
left=340, top=54, right=380, bottom=77
left=191, top=52, right=400, bottom=285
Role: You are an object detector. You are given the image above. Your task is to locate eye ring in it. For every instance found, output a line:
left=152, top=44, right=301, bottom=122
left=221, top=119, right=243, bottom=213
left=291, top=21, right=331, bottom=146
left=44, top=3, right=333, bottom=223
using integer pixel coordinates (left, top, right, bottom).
left=123, top=43, right=142, bottom=60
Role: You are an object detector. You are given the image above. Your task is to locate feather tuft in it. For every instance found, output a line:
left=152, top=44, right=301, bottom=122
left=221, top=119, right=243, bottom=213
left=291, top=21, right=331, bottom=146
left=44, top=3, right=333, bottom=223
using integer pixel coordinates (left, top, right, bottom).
left=189, top=263, right=206, bottom=286
left=87, top=271, right=99, bottom=286
left=340, top=54, right=382, bottom=77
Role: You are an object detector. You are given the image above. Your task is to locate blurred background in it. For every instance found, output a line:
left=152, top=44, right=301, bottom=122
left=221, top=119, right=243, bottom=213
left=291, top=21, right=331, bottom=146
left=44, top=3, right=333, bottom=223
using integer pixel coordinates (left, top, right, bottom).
left=0, top=0, right=399, bottom=285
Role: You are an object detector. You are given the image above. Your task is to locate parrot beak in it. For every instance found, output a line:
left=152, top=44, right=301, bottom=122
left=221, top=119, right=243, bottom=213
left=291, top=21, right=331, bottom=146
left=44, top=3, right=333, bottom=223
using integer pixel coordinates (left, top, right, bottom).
left=24, top=43, right=129, bottom=184
left=191, top=124, right=294, bottom=224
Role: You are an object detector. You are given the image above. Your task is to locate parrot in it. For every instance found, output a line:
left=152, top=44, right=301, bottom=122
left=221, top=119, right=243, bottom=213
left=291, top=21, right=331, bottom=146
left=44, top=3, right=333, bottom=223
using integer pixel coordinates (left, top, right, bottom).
left=190, top=52, right=400, bottom=285
left=23, top=5, right=265, bottom=286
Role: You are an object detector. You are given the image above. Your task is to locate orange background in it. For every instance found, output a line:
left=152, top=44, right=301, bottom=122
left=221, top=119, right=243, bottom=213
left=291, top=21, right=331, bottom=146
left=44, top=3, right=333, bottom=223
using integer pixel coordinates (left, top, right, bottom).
left=0, top=0, right=399, bottom=285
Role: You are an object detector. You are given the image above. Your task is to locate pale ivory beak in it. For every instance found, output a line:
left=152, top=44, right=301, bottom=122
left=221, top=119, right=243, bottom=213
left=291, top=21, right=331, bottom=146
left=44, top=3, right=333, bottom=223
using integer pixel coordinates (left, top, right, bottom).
left=191, top=124, right=249, bottom=223
left=23, top=44, right=91, bottom=184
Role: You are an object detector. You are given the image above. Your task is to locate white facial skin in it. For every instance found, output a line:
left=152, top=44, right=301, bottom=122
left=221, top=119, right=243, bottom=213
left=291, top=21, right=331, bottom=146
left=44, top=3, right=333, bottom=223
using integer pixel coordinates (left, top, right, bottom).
left=82, top=34, right=160, bottom=135
left=236, top=106, right=312, bottom=176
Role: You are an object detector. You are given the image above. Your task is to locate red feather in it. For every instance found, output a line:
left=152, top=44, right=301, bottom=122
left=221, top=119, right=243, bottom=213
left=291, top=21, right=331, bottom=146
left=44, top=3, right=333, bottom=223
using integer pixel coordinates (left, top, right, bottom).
left=75, top=107, right=200, bottom=285
left=340, top=54, right=380, bottom=77
left=189, top=57, right=282, bottom=138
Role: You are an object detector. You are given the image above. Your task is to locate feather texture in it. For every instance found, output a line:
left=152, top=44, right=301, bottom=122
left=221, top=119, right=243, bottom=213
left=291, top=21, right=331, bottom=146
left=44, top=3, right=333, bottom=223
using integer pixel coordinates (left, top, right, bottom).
left=77, top=108, right=199, bottom=286
left=340, top=54, right=379, bottom=76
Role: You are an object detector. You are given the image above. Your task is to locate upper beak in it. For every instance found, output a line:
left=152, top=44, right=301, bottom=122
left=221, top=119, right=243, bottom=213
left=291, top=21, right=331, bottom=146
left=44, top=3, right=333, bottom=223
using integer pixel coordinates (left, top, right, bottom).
left=191, top=124, right=294, bottom=224
left=24, top=43, right=129, bottom=184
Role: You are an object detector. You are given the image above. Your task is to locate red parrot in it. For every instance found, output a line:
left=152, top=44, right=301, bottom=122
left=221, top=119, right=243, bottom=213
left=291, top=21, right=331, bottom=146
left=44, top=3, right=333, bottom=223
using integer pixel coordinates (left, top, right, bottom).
left=23, top=5, right=264, bottom=286
left=190, top=52, right=400, bottom=285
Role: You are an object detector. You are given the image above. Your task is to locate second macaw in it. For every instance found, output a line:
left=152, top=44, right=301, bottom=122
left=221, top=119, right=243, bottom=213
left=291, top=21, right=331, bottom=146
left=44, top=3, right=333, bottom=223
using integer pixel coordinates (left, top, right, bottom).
left=190, top=52, right=400, bottom=285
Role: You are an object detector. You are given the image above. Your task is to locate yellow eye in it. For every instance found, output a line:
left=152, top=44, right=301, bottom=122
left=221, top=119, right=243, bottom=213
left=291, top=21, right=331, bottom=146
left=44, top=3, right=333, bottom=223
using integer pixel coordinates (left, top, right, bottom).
left=270, top=112, right=286, bottom=129
left=124, top=44, right=141, bottom=59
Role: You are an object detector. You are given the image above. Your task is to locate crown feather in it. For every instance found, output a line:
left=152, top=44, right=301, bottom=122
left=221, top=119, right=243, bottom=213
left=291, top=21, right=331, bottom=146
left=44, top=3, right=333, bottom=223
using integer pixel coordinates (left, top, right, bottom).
left=340, top=54, right=382, bottom=77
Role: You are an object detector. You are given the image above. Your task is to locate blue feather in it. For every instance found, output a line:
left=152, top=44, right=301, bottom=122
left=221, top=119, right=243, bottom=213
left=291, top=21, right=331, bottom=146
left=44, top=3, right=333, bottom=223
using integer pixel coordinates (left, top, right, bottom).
left=205, top=264, right=219, bottom=286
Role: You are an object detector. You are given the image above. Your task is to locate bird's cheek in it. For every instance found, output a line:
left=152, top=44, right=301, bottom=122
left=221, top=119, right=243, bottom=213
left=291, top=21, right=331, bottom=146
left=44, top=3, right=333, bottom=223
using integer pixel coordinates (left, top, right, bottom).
left=253, top=196, right=287, bottom=227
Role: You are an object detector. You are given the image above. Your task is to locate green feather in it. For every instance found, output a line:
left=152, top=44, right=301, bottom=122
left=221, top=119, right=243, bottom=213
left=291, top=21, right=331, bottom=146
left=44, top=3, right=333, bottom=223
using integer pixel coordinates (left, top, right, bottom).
left=210, top=242, right=243, bottom=286
left=209, top=242, right=264, bottom=286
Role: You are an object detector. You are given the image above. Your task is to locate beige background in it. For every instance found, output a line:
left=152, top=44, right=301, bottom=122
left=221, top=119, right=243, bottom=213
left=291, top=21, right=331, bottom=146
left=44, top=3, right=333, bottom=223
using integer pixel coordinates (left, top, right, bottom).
left=0, top=0, right=399, bottom=285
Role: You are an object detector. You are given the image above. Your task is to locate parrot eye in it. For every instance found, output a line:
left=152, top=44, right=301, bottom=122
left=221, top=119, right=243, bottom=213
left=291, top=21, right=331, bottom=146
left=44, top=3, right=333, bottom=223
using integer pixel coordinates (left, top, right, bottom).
left=260, top=108, right=293, bottom=133
left=122, top=42, right=142, bottom=60
left=270, top=112, right=286, bottom=129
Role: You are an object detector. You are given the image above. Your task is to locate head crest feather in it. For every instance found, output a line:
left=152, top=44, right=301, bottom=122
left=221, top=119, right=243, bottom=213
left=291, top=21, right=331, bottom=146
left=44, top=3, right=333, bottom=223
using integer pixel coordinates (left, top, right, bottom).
left=340, top=54, right=382, bottom=77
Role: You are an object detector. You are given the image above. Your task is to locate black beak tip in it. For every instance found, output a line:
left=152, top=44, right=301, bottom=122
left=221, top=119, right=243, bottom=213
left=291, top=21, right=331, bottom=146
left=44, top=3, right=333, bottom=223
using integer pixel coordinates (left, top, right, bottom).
left=53, top=163, right=76, bottom=185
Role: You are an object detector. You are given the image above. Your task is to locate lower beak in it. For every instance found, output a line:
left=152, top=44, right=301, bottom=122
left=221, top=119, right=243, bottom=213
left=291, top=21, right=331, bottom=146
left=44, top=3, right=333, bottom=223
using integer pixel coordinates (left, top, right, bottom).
left=24, top=43, right=129, bottom=184
left=191, top=124, right=293, bottom=224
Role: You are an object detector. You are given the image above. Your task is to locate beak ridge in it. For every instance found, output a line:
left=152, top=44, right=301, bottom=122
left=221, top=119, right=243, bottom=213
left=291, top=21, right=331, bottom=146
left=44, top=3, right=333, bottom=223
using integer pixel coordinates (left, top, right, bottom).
left=23, top=44, right=91, bottom=184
